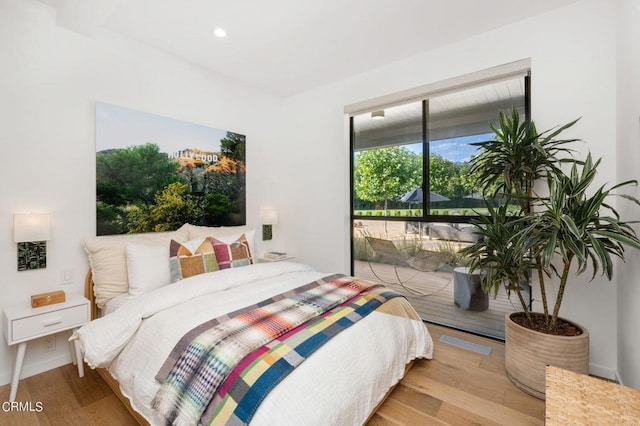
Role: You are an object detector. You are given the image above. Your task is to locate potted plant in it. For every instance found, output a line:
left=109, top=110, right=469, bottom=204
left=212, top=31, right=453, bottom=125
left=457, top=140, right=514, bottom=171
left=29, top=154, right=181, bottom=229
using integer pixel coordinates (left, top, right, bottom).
left=460, top=109, right=640, bottom=399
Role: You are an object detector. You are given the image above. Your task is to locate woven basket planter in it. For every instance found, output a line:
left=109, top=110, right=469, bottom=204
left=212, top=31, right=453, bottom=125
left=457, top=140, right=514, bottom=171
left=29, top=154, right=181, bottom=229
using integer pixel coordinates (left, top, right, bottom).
left=505, top=312, right=589, bottom=400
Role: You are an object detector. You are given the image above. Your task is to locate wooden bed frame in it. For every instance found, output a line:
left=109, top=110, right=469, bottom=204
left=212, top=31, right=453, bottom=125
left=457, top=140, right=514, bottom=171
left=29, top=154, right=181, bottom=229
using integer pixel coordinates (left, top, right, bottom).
left=84, top=271, right=149, bottom=426
left=83, top=270, right=410, bottom=425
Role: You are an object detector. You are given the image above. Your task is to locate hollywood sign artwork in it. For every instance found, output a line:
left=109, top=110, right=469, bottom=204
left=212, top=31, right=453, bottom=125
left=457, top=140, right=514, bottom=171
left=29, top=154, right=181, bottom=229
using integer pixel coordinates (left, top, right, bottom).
left=167, top=149, right=218, bottom=164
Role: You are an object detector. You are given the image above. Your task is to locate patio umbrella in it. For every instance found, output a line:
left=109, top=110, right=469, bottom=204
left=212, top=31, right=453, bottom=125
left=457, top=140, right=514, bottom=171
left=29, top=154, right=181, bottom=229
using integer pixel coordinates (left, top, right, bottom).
left=400, top=187, right=449, bottom=203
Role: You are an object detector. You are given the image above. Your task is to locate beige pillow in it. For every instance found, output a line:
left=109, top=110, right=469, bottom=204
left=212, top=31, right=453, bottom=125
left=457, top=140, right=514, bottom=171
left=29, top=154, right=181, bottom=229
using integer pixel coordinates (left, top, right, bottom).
left=83, top=225, right=189, bottom=308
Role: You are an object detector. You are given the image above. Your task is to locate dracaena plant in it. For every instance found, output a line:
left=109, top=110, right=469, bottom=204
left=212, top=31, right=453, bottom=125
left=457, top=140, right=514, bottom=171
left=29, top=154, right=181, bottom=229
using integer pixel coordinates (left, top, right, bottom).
left=469, top=108, right=579, bottom=213
left=460, top=109, right=640, bottom=334
left=463, top=203, right=535, bottom=312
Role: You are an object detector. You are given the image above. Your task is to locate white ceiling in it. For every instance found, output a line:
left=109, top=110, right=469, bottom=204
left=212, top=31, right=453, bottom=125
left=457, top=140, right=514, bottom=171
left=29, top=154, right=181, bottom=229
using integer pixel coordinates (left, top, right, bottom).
left=38, top=0, right=579, bottom=98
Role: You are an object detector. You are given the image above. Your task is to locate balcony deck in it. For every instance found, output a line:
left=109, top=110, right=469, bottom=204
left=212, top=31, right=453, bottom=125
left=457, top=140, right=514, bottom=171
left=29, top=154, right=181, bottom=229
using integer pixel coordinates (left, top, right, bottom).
left=354, top=260, right=520, bottom=339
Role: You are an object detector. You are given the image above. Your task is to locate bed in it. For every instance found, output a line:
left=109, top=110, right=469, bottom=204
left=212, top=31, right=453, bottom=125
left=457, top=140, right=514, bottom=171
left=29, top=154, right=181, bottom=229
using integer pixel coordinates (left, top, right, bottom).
left=73, top=224, right=434, bottom=425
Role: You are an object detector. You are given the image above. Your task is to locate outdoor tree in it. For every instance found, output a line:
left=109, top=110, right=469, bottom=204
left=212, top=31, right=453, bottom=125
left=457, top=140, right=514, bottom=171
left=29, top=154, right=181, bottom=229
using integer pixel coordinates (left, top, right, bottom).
left=354, top=147, right=422, bottom=211
left=429, top=154, right=476, bottom=199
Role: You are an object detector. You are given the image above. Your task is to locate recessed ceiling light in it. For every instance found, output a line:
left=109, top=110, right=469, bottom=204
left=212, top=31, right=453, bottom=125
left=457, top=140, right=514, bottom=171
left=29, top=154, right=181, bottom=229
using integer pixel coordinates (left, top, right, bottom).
left=371, top=110, right=385, bottom=120
left=213, top=28, right=227, bottom=38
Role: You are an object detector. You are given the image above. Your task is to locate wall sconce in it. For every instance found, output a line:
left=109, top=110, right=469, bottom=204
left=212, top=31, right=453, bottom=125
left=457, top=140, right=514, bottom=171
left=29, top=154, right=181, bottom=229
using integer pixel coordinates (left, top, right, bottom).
left=261, top=208, right=278, bottom=241
left=14, top=212, right=51, bottom=271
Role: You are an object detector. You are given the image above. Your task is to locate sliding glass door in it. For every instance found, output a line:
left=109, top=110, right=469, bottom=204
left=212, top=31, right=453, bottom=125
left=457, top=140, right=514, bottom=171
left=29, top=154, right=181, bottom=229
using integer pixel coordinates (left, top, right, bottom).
left=350, top=73, right=529, bottom=339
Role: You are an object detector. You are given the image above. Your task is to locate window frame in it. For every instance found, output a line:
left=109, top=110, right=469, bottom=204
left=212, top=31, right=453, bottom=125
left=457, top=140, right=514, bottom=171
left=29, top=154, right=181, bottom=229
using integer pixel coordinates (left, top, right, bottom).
left=349, top=66, right=531, bottom=274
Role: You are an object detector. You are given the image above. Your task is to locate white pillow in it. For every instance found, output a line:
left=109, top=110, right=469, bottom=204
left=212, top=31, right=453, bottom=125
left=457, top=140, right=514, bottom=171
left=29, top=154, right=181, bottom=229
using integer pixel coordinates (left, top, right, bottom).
left=125, top=243, right=171, bottom=296
left=83, top=225, right=190, bottom=308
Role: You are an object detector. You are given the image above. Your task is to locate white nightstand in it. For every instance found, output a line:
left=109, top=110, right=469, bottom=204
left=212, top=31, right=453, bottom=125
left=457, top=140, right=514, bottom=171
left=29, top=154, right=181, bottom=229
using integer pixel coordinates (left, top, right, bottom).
left=2, top=294, right=90, bottom=402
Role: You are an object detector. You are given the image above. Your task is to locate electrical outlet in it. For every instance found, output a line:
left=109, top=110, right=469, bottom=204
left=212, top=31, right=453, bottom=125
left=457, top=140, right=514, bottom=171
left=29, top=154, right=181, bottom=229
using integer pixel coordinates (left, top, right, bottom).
left=61, top=269, right=73, bottom=285
left=44, top=336, right=56, bottom=352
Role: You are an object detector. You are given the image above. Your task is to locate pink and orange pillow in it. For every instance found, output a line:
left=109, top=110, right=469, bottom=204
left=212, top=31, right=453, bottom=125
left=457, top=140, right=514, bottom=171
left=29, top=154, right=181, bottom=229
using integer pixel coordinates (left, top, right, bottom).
left=169, top=234, right=253, bottom=282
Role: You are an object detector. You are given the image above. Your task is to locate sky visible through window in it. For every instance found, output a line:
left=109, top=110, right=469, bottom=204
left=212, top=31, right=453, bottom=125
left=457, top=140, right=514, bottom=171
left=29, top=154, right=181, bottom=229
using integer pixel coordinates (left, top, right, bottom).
left=405, top=133, right=492, bottom=163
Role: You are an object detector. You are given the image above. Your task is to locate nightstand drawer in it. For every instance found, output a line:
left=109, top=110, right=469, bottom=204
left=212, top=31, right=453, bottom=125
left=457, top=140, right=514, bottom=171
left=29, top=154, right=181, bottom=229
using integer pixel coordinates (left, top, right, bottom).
left=11, top=304, right=87, bottom=342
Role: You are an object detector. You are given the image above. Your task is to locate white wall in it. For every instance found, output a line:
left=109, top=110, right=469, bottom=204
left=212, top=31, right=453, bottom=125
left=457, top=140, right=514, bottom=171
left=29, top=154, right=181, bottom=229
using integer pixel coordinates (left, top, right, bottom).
left=616, top=0, right=640, bottom=388
left=0, top=0, right=284, bottom=386
left=280, top=0, right=625, bottom=378
left=2, top=0, right=636, bottom=389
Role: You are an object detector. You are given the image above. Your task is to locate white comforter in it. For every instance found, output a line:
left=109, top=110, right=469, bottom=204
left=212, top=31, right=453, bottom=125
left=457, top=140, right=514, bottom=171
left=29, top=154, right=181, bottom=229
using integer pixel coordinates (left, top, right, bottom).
left=74, top=262, right=433, bottom=425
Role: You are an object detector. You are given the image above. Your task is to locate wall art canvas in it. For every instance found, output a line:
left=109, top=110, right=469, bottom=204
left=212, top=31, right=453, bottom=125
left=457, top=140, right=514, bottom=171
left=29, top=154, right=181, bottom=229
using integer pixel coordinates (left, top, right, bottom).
left=17, top=242, right=47, bottom=271
left=95, top=102, right=246, bottom=236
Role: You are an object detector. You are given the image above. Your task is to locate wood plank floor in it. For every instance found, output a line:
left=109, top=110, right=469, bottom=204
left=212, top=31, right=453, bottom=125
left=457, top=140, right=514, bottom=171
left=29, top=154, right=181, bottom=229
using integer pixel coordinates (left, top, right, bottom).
left=369, top=324, right=544, bottom=425
left=0, top=324, right=544, bottom=425
left=355, top=260, right=522, bottom=339
left=0, top=361, right=137, bottom=425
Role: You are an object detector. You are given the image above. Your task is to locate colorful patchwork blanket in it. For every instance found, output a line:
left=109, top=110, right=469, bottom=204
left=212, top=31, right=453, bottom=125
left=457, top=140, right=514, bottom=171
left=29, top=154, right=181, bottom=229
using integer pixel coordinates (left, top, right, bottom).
left=151, top=274, right=402, bottom=426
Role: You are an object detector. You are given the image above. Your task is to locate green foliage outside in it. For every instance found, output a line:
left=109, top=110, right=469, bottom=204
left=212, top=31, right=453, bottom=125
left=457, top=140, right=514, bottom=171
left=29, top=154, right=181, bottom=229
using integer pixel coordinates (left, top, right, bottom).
left=353, top=147, right=422, bottom=211
left=429, top=154, right=476, bottom=199
left=355, top=209, right=467, bottom=216
left=353, top=147, right=479, bottom=213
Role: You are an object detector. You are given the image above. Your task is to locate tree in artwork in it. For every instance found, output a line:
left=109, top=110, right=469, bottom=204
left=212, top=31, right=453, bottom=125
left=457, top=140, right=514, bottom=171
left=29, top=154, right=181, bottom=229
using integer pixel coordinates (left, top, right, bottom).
left=96, top=134, right=246, bottom=235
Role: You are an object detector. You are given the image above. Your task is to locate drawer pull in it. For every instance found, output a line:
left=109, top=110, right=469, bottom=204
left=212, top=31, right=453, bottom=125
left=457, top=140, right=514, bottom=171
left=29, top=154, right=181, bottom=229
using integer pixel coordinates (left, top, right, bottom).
left=43, top=318, right=63, bottom=327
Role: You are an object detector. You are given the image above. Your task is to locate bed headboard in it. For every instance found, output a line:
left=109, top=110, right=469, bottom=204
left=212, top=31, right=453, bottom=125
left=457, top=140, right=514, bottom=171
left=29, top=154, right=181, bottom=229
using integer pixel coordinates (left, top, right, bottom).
left=82, top=224, right=255, bottom=322
left=84, top=270, right=99, bottom=320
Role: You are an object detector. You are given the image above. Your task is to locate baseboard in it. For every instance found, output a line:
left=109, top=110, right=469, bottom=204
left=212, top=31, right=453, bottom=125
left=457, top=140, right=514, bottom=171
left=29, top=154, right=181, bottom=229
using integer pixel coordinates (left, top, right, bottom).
left=0, top=353, right=72, bottom=387
left=589, top=363, right=617, bottom=381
